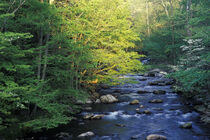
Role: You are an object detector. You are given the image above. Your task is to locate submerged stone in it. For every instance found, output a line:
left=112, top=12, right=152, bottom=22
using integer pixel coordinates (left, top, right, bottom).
left=130, top=99, right=140, bottom=105
left=146, top=134, right=167, bottom=140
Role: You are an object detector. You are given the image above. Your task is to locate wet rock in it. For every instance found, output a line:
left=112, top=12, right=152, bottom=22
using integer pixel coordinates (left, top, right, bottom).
left=115, top=124, right=125, bottom=127
left=76, top=100, right=85, bottom=105
left=83, top=107, right=92, bottom=111
left=194, top=105, right=206, bottom=113
left=91, top=114, right=104, bottom=120
left=86, top=99, right=93, bottom=104
left=165, top=80, right=174, bottom=85
left=130, top=99, right=140, bottom=105
left=137, top=90, right=149, bottom=94
left=78, top=131, right=95, bottom=138
left=83, top=113, right=94, bottom=120
left=114, top=89, right=121, bottom=93
left=139, top=78, right=147, bottom=81
left=131, top=134, right=141, bottom=139
left=149, top=99, right=163, bottom=103
left=95, top=99, right=101, bottom=104
left=201, top=115, right=210, bottom=124
left=180, top=122, right=192, bottom=129
left=136, top=108, right=140, bottom=111
left=158, top=83, right=166, bottom=86
left=137, top=110, right=152, bottom=115
left=149, top=81, right=159, bottom=86
left=146, top=134, right=167, bottom=140
left=153, top=90, right=166, bottom=94
left=100, top=94, right=118, bottom=104
left=92, top=92, right=100, bottom=99
left=143, top=110, right=152, bottom=114
left=139, top=105, right=144, bottom=108
left=144, top=72, right=156, bottom=77
left=101, top=85, right=110, bottom=89
left=56, top=132, right=72, bottom=139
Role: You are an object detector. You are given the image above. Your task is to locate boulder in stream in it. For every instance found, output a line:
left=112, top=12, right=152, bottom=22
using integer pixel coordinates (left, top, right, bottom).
left=78, top=131, right=95, bottom=138
left=146, top=134, right=167, bottom=140
left=131, top=134, right=141, bottom=139
left=91, top=114, right=104, bottom=120
left=180, top=122, right=192, bottom=129
left=149, top=99, right=163, bottom=103
left=95, top=99, right=101, bottom=104
left=130, top=99, right=140, bottom=105
left=149, top=81, right=159, bottom=85
left=100, top=94, right=118, bottom=104
left=137, top=90, right=149, bottom=94
left=115, top=123, right=126, bottom=127
left=153, top=90, right=166, bottom=94
left=56, top=132, right=72, bottom=139
left=83, top=113, right=94, bottom=120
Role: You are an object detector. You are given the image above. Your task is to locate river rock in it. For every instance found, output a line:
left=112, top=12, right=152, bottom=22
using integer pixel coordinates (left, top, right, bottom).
left=78, top=131, right=95, bottom=138
left=91, top=114, right=104, bottom=120
left=136, top=108, right=141, bottom=111
left=139, top=78, right=147, bottom=81
left=165, top=80, right=174, bottom=85
left=137, top=110, right=152, bottom=115
left=143, top=110, right=152, bottom=114
left=92, top=92, right=100, bottom=99
left=158, top=83, right=166, bottom=86
left=83, top=107, right=92, bottom=111
left=115, top=123, right=126, bottom=127
left=153, top=90, right=166, bottom=94
left=180, top=122, right=192, bottom=129
left=130, top=99, right=140, bottom=105
left=86, top=99, right=93, bottom=104
left=149, top=99, right=163, bottom=103
left=56, top=132, right=72, bottom=139
left=139, top=105, right=144, bottom=108
left=95, top=99, right=101, bottom=104
left=201, top=115, right=210, bottom=124
left=131, top=134, right=141, bottom=139
left=138, top=90, right=149, bottom=94
left=76, top=100, right=85, bottom=105
left=146, top=134, right=167, bottom=140
left=100, top=94, right=118, bottom=104
left=149, top=81, right=159, bottom=85
left=101, top=85, right=110, bottom=89
left=83, top=113, right=94, bottom=120
left=194, top=105, right=206, bottom=113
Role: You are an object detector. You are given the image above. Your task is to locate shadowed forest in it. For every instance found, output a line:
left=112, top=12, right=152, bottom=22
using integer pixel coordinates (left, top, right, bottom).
left=0, top=0, right=209, bottom=139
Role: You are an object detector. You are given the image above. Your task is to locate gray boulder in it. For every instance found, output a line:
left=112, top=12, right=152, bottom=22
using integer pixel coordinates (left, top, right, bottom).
left=146, top=134, right=167, bottom=140
left=100, top=94, right=118, bottom=104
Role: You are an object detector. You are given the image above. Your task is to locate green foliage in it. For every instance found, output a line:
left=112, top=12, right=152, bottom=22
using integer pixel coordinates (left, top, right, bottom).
left=0, top=0, right=143, bottom=135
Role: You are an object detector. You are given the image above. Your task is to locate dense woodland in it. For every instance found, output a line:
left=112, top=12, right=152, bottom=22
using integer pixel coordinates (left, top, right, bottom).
left=0, top=0, right=209, bottom=136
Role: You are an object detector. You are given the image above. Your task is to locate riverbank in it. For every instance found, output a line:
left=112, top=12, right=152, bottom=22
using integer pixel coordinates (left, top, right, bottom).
left=23, top=68, right=210, bottom=140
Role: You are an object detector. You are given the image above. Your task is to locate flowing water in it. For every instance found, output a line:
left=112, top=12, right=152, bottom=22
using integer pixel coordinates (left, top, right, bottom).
left=29, top=72, right=210, bottom=140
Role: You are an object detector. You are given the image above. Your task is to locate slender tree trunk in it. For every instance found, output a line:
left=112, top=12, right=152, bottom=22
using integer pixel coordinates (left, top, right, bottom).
left=37, top=29, right=43, bottom=80
left=146, top=0, right=150, bottom=36
left=41, top=34, right=50, bottom=81
left=186, top=0, right=192, bottom=36
left=169, top=0, right=176, bottom=64
left=161, top=0, right=169, bottom=17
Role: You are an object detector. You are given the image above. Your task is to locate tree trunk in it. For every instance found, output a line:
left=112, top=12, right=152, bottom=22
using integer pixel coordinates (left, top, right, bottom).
left=169, top=0, right=176, bottom=64
left=41, top=34, right=50, bottom=81
left=37, top=29, right=43, bottom=80
left=186, top=0, right=192, bottom=36
left=161, top=0, right=169, bottom=18
left=146, top=0, right=150, bottom=36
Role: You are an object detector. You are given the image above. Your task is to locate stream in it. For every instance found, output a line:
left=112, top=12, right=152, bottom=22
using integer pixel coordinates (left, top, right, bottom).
left=29, top=70, right=210, bottom=140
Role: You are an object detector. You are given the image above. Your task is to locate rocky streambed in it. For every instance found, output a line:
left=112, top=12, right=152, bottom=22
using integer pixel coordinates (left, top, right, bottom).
left=29, top=69, right=210, bottom=140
